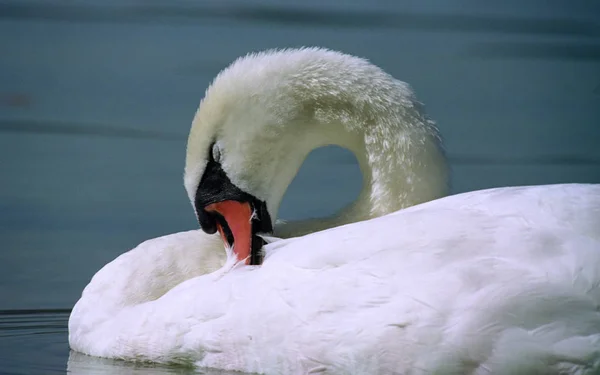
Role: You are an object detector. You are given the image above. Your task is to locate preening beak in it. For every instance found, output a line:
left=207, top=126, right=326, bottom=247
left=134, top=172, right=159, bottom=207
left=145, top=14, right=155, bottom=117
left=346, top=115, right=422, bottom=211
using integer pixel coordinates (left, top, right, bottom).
left=194, top=156, right=272, bottom=265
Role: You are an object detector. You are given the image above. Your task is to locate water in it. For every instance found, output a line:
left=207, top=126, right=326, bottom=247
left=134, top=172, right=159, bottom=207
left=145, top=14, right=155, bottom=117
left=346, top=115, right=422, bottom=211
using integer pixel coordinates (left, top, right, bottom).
left=1, top=1, right=599, bottom=373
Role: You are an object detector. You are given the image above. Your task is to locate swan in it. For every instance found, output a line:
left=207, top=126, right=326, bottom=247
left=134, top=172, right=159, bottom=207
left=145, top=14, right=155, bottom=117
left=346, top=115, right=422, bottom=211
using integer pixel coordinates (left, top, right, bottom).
left=69, top=48, right=600, bottom=374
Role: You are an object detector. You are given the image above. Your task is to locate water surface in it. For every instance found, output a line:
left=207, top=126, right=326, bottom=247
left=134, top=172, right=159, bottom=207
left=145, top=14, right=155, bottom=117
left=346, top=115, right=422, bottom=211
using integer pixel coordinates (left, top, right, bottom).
left=1, top=1, right=599, bottom=373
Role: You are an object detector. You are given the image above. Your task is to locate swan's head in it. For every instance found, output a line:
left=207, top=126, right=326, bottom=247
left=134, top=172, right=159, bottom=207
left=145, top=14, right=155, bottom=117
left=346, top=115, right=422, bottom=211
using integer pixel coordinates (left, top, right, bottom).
left=184, top=47, right=448, bottom=265
left=184, top=48, right=331, bottom=265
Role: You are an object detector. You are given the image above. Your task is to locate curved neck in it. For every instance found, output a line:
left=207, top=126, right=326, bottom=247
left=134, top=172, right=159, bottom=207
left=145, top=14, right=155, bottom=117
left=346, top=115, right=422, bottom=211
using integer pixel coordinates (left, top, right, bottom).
left=274, top=113, right=449, bottom=238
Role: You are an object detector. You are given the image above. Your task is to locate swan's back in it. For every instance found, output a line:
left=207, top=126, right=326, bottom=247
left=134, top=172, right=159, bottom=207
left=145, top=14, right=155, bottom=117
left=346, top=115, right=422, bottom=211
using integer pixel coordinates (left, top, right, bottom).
left=70, top=184, right=600, bottom=374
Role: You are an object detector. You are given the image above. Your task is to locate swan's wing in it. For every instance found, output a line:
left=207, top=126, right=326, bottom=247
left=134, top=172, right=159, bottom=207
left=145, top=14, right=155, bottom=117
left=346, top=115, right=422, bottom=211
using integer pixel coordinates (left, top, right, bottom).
left=264, top=183, right=600, bottom=268
left=201, top=184, right=600, bottom=373
left=72, top=184, right=600, bottom=374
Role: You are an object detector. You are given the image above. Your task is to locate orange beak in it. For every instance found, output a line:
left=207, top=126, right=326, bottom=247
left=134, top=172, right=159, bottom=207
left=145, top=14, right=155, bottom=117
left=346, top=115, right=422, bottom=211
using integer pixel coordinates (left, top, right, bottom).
left=205, top=200, right=254, bottom=265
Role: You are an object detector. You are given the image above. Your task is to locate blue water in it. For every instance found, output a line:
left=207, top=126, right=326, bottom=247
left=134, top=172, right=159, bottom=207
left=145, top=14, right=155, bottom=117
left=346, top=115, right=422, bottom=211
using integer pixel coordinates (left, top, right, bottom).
left=1, top=1, right=599, bottom=373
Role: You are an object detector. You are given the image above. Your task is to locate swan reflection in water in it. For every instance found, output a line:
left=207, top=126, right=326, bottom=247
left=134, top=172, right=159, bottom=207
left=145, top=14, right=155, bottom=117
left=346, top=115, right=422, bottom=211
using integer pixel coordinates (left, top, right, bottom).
left=67, top=350, right=243, bottom=375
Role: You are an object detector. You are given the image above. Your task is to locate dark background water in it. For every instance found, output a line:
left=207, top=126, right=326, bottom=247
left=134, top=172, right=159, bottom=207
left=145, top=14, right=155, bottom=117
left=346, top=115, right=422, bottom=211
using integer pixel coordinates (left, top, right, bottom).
left=1, top=1, right=599, bottom=373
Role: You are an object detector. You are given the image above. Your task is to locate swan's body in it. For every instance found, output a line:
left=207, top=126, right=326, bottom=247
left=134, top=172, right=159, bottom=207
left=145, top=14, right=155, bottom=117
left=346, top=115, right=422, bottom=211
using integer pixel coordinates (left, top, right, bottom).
left=70, top=184, right=600, bottom=374
left=69, top=48, right=600, bottom=374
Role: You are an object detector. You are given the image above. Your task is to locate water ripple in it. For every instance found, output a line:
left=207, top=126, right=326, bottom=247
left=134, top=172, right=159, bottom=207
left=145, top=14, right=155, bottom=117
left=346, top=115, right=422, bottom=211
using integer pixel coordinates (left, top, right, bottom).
left=0, top=309, right=70, bottom=374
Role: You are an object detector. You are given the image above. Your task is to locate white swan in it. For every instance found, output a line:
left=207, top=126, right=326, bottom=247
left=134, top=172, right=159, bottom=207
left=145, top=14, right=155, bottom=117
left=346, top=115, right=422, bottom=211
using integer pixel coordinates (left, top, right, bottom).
left=69, top=48, right=600, bottom=374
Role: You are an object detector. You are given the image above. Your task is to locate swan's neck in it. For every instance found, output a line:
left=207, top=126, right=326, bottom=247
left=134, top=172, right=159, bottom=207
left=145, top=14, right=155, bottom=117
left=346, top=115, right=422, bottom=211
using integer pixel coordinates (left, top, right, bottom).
left=274, top=110, right=449, bottom=238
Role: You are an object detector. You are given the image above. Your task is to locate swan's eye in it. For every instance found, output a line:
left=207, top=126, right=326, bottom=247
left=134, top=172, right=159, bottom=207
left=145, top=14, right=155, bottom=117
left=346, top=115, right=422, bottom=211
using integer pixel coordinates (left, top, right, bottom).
left=211, top=143, right=221, bottom=163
